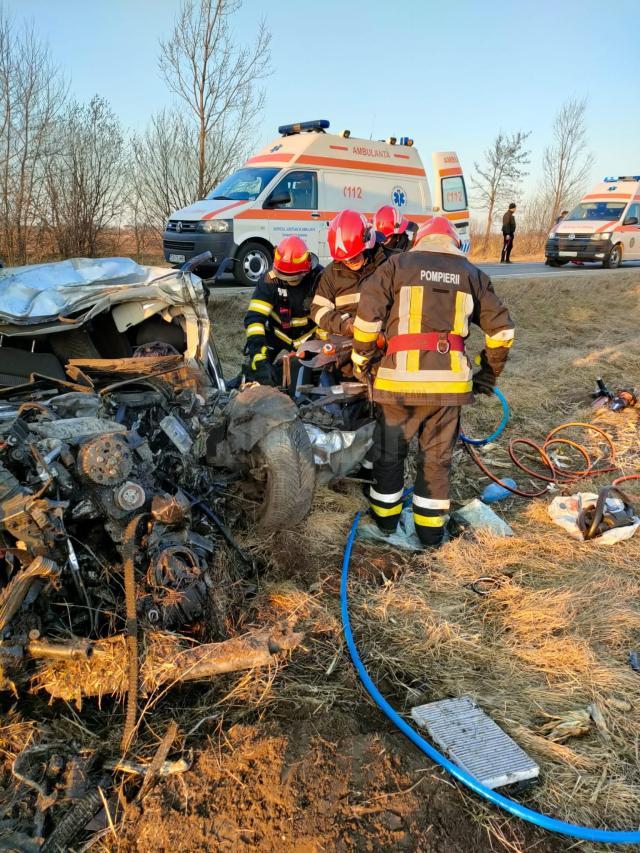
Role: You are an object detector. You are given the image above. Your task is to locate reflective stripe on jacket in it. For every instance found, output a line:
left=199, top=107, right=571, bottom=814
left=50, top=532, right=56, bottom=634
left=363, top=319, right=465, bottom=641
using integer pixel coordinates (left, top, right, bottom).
left=243, top=267, right=321, bottom=356
left=352, top=245, right=514, bottom=406
left=310, top=246, right=386, bottom=339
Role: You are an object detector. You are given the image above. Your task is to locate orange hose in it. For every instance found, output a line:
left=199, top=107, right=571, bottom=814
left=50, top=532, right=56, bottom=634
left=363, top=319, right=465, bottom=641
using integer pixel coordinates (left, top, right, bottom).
left=466, top=420, right=629, bottom=499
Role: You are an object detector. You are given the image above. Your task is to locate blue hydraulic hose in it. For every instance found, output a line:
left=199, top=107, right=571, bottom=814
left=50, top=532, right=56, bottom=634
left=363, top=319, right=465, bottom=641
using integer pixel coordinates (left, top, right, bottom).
left=459, top=387, right=510, bottom=446
left=340, top=513, right=640, bottom=844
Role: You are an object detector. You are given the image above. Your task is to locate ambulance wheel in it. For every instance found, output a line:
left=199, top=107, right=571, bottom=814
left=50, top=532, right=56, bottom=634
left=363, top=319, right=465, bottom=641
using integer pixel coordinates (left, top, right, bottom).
left=235, top=241, right=272, bottom=286
left=251, top=420, right=315, bottom=531
left=603, top=244, right=622, bottom=269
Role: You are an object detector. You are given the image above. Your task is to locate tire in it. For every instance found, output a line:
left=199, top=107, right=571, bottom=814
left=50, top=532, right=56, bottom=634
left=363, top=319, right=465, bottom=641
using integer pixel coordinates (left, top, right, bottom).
left=603, top=243, right=622, bottom=269
left=251, top=419, right=315, bottom=531
left=235, top=241, right=272, bottom=287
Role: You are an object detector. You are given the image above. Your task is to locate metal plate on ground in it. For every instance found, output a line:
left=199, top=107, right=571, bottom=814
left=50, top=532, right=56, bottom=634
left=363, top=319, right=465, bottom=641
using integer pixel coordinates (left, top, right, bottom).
left=411, top=696, right=539, bottom=789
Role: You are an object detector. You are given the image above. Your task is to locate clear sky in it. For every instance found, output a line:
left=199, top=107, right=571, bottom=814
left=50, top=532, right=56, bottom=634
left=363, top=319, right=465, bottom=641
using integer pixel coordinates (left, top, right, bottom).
left=9, top=0, right=640, bottom=204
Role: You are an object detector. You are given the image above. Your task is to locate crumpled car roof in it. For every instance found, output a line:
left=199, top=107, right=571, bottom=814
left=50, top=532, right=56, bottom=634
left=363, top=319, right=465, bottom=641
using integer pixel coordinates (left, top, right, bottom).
left=0, top=257, right=184, bottom=324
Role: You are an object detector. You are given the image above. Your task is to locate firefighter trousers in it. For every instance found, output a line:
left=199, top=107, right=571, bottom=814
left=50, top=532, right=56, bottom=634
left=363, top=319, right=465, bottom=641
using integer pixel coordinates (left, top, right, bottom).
left=369, top=403, right=461, bottom=546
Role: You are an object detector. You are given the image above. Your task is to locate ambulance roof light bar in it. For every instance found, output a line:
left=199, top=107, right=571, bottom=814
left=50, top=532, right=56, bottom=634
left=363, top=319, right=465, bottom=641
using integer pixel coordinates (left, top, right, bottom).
left=604, top=175, right=640, bottom=182
left=278, top=120, right=330, bottom=136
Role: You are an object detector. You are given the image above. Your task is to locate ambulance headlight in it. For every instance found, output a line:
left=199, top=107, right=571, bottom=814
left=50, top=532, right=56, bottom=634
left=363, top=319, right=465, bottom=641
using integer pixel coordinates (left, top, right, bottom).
left=199, top=219, right=231, bottom=233
left=593, top=232, right=611, bottom=240
left=548, top=231, right=556, bottom=239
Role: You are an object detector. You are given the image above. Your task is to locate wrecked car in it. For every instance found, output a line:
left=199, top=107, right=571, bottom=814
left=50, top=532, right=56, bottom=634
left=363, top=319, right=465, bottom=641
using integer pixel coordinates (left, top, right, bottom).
left=0, top=254, right=307, bottom=706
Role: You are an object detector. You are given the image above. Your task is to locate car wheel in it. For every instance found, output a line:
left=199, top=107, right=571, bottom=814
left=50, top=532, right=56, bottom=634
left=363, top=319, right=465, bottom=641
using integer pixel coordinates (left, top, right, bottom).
left=250, top=419, right=316, bottom=531
left=235, top=241, right=272, bottom=286
left=603, top=244, right=622, bottom=269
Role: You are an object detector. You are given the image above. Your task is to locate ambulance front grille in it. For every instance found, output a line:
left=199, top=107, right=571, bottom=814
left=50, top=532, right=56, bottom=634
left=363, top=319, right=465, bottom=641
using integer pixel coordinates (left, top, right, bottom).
left=166, top=220, right=198, bottom=232
left=163, top=239, right=196, bottom=252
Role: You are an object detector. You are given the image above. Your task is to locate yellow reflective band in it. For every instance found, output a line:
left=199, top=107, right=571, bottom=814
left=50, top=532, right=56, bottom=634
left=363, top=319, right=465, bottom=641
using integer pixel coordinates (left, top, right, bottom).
left=452, top=291, right=466, bottom=335
left=486, top=336, right=514, bottom=349
left=351, top=351, right=368, bottom=366
left=407, top=285, right=424, bottom=372
left=316, top=327, right=329, bottom=340
left=248, top=299, right=272, bottom=316
left=374, top=377, right=473, bottom=394
left=291, top=317, right=310, bottom=327
left=293, top=330, right=315, bottom=347
left=246, top=323, right=265, bottom=337
left=293, top=251, right=309, bottom=263
left=274, top=328, right=294, bottom=345
left=370, top=502, right=403, bottom=518
left=413, top=514, right=445, bottom=527
left=353, top=327, right=379, bottom=343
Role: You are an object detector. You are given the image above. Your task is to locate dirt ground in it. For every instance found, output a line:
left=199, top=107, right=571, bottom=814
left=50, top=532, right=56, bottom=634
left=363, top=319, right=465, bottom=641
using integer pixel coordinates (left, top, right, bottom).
left=3, top=269, right=640, bottom=853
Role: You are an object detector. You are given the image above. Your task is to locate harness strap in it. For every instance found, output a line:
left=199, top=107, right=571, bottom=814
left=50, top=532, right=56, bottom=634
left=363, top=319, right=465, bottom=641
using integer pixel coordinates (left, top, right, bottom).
left=386, top=332, right=465, bottom=355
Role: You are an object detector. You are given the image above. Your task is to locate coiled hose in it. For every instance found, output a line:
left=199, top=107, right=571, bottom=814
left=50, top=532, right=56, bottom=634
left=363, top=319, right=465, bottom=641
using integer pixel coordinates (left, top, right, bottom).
left=340, top=513, right=640, bottom=844
left=460, top=391, right=624, bottom=497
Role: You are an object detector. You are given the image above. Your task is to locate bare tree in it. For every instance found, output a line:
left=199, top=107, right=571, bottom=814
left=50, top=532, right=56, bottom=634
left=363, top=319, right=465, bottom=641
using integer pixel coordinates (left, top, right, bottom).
left=159, top=0, right=271, bottom=200
left=471, top=131, right=531, bottom=249
left=44, top=96, right=125, bottom=257
left=0, top=12, right=67, bottom=264
left=542, top=97, right=593, bottom=225
left=128, top=109, right=204, bottom=235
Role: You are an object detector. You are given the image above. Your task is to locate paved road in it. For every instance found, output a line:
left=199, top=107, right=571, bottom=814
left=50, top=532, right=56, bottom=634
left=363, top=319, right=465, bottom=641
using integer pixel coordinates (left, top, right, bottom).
left=480, top=260, right=640, bottom=278
left=212, top=260, right=640, bottom=295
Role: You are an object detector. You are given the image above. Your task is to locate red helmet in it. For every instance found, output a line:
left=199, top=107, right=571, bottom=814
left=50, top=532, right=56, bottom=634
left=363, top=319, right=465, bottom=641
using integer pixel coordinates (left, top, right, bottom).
left=374, top=205, right=409, bottom=238
left=273, top=235, right=312, bottom=277
left=328, top=209, right=375, bottom=262
left=414, top=216, right=461, bottom=248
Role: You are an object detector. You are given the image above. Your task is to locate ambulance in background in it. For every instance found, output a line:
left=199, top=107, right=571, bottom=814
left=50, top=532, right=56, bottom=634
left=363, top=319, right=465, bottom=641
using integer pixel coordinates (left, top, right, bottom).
left=545, top=176, right=640, bottom=268
left=163, top=120, right=470, bottom=286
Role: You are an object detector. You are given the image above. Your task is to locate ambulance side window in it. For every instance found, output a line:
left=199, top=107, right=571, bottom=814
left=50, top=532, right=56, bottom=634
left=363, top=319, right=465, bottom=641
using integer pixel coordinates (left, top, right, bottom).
left=625, top=203, right=639, bottom=225
left=265, top=170, right=318, bottom=210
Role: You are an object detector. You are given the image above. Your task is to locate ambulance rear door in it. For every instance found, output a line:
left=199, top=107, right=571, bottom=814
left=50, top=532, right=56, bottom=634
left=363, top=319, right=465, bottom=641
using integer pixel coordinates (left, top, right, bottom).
left=432, top=152, right=470, bottom=252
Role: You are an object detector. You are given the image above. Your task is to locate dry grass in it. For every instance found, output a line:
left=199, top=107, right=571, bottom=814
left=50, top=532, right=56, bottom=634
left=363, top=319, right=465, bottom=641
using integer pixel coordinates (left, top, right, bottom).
left=3, top=270, right=640, bottom=848
left=218, top=270, right=640, bottom=831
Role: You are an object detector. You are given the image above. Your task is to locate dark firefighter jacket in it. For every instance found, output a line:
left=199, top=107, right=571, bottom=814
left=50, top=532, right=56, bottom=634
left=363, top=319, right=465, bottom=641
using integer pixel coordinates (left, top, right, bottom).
left=310, top=245, right=386, bottom=339
left=502, top=209, right=516, bottom=236
left=244, top=266, right=322, bottom=358
left=351, top=243, right=514, bottom=406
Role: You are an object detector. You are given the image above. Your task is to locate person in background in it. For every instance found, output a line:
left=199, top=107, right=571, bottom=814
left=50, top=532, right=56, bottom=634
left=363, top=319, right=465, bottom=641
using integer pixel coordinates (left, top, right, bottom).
left=243, top=235, right=321, bottom=385
left=500, top=202, right=517, bottom=263
left=555, top=209, right=569, bottom=225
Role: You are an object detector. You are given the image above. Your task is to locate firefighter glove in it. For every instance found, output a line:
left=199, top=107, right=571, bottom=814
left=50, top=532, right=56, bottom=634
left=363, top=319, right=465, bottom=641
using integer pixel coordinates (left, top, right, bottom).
left=472, top=367, right=497, bottom=396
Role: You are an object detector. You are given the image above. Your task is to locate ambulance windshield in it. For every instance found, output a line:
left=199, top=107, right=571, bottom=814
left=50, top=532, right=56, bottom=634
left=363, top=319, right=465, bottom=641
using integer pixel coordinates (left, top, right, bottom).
left=567, top=201, right=627, bottom=222
left=206, top=168, right=279, bottom=201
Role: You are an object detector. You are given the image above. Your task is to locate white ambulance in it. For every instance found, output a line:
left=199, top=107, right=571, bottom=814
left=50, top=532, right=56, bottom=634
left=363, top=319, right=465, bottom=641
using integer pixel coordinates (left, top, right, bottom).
left=545, top=176, right=640, bottom=268
left=163, top=120, right=470, bottom=286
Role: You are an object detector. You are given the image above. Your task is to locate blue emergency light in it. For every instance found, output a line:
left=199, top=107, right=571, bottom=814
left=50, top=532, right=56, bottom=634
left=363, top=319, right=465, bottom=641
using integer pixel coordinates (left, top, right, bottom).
left=604, top=175, right=640, bottom=182
left=399, top=137, right=414, bottom=147
left=278, top=120, right=330, bottom=136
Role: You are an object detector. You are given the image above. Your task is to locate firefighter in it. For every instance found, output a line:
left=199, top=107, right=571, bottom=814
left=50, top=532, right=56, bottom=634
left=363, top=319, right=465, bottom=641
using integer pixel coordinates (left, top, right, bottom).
left=310, top=209, right=386, bottom=341
left=351, top=216, right=514, bottom=547
left=243, top=235, right=321, bottom=385
left=373, top=205, right=416, bottom=257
